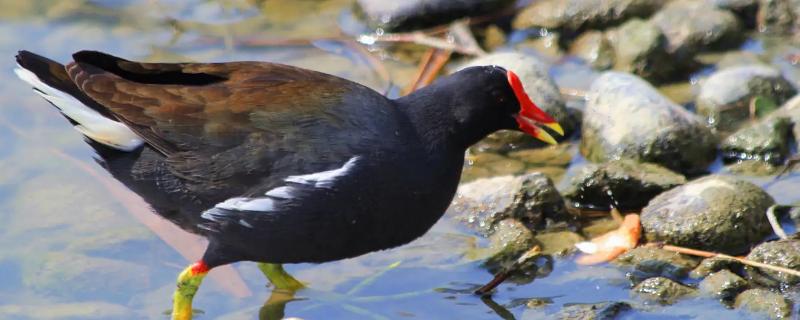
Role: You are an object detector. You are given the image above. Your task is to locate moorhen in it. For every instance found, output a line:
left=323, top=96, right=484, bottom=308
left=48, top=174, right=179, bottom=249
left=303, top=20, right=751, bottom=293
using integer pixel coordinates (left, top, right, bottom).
left=14, top=50, right=563, bottom=319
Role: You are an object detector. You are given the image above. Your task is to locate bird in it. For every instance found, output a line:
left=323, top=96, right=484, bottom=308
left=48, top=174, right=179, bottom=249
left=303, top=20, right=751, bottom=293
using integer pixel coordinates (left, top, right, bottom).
left=14, top=50, right=563, bottom=320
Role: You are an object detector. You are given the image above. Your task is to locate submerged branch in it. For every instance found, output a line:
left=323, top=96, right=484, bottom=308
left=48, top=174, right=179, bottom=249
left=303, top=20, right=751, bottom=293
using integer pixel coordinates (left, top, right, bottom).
left=475, top=245, right=542, bottom=295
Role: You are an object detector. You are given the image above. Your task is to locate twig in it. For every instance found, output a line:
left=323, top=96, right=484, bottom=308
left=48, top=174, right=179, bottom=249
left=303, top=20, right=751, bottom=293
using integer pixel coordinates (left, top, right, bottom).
left=648, top=243, right=800, bottom=278
left=749, top=96, right=758, bottom=121
left=358, top=32, right=481, bottom=56
left=403, top=48, right=452, bottom=95
left=766, top=205, right=788, bottom=240
left=448, top=20, right=487, bottom=56
left=559, top=87, right=588, bottom=99
left=610, top=206, right=624, bottom=224
left=342, top=40, right=393, bottom=95
left=475, top=245, right=541, bottom=295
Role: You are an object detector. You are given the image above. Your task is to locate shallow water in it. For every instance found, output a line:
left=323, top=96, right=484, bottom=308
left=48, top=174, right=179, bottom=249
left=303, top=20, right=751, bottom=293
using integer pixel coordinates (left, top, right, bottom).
left=1, top=1, right=800, bottom=319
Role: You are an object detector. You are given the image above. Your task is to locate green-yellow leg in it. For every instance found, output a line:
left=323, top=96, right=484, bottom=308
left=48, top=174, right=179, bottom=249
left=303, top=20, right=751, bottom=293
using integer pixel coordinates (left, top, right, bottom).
left=257, top=263, right=306, bottom=291
left=172, top=261, right=210, bottom=320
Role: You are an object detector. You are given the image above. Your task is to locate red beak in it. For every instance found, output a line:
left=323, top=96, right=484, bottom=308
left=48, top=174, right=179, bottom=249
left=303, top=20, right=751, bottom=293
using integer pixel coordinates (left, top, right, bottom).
left=506, top=70, right=564, bottom=144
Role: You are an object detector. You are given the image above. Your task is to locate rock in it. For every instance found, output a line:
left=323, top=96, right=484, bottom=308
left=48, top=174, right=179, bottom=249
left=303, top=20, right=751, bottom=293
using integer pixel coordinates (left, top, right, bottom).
left=696, top=65, right=797, bottom=132
left=734, top=288, right=793, bottom=319
left=512, top=0, right=664, bottom=33
left=613, top=247, right=700, bottom=278
left=549, top=301, right=632, bottom=320
left=690, top=257, right=744, bottom=278
left=632, top=277, right=696, bottom=304
left=580, top=72, right=717, bottom=175
left=516, top=31, right=564, bottom=59
left=449, top=172, right=569, bottom=234
left=768, top=95, right=800, bottom=145
left=354, top=0, right=515, bottom=31
left=756, top=0, right=800, bottom=34
left=481, top=24, right=506, bottom=51
left=651, top=0, right=743, bottom=59
left=716, top=51, right=768, bottom=69
left=641, top=175, right=774, bottom=254
left=606, top=19, right=674, bottom=81
left=699, top=270, right=748, bottom=301
left=457, top=52, right=576, bottom=138
left=569, top=31, right=615, bottom=70
left=721, top=117, right=792, bottom=165
left=707, top=0, right=758, bottom=10
left=507, top=143, right=573, bottom=167
left=745, top=239, right=800, bottom=287
left=534, top=231, right=585, bottom=256
left=466, top=152, right=527, bottom=176
left=483, top=218, right=539, bottom=272
left=560, top=160, right=686, bottom=211
left=725, top=160, right=782, bottom=176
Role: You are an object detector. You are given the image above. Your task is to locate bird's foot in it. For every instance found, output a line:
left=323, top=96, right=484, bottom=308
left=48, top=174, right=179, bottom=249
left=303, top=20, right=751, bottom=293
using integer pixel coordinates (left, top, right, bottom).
left=257, top=263, right=306, bottom=291
left=171, top=261, right=210, bottom=320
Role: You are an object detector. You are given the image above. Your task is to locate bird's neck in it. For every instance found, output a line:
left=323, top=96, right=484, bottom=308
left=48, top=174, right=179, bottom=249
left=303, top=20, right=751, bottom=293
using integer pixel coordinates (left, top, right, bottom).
left=395, top=84, right=495, bottom=155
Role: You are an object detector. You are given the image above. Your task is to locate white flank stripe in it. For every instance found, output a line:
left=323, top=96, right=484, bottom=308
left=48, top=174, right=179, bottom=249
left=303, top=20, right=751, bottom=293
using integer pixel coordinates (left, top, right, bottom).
left=14, top=65, right=144, bottom=151
left=216, top=197, right=277, bottom=212
left=285, top=156, right=360, bottom=188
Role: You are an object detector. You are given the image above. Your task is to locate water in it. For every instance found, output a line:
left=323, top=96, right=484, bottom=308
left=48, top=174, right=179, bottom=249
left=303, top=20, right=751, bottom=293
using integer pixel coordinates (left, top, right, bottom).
left=1, top=1, right=800, bottom=319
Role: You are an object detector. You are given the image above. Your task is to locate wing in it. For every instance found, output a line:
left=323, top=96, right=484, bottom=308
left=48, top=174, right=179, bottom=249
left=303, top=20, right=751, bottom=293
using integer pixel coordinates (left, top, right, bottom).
left=65, top=51, right=389, bottom=195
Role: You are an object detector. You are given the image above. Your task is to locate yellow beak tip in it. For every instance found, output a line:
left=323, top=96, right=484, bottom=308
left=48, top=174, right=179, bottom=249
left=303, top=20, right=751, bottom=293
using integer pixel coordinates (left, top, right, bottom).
left=535, top=129, right=558, bottom=145
left=545, top=122, right=565, bottom=136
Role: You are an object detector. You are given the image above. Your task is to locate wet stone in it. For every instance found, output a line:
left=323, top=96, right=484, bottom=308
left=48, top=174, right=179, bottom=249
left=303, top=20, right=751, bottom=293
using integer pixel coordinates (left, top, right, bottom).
left=483, top=218, right=539, bottom=273
left=699, top=270, right=749, bottom=301
left=549, top=301, right=632, bottom=320
left=607, top=19, right=674, bottom=81
left=721, top=117, right=792, bottom=165
left=641, top=175, right=774, bottom=254
left=632, top=277, right=696, bottom=304
left=756, top=0, right=800, bottom=34
left=613, top=247, right=700, bottom=279
left=512, top=0, right=664, bottom=33
left=481, top=24, right=507, bottom=52
left=715, top=51, right=768, bottom=69
left=580, top=72, right=717, bottom=175
left=696, top=65, right=797, bottom=132
left=457, top=52, right=576, bottom=139
left=560, top=160, right=686, bottom=211
left=745, top=238, right=800, bottom=287
left=354, top=0, right=515, bottom=31
left=725, top=160, right=781, bottom=176
left=534, top=231, right=585, bottom=256
left=734, top=288, right=793, bottom=319
left=569, top=31, right=615, bottom=70
left=690, top=257, right=744, bottom=279
left=651, top=0, right=743, bottom=60
left=448, top=172, right=569, bottom=235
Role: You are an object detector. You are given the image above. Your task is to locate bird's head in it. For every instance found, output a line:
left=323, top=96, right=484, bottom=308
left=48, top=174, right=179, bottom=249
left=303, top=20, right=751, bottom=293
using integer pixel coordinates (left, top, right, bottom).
left=400, top=65, right=564, bottom=149
left=502, top=68, right=564, bottom=144
left=452, top=65, right=563, bottom=145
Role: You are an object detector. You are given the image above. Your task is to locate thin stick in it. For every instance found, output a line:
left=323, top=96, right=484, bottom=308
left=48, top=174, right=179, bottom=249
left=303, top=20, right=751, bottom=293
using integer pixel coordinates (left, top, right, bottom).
left=559, top=87, right=588, bottom=99
left=609, top=206, right=624, bottom=224
left=342, top=40, right=393, bottom=95
left=403, top=48, right=452, bottom=95
left=449, top=20, right=486, bottom=56
left=475, top=245, right=541, bottom=295
left=649, top=243, right=800, bottom=278
left=766, top=205, right=788, bottom=240
left=359, top=32, right=481, bottom=56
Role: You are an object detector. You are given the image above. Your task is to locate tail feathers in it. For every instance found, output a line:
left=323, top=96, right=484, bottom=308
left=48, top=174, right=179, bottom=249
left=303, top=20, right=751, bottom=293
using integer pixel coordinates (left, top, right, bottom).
left=14, top=52, right=144, bottom=152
